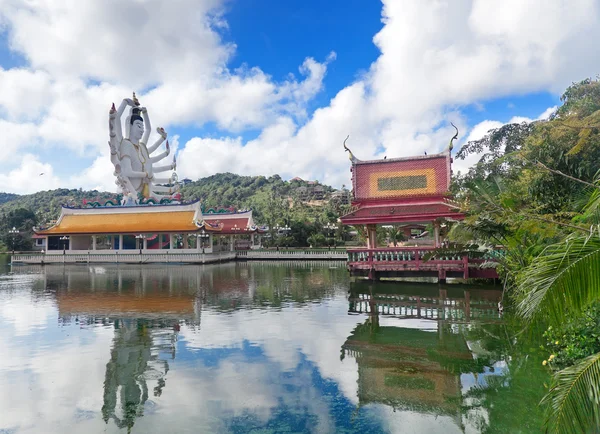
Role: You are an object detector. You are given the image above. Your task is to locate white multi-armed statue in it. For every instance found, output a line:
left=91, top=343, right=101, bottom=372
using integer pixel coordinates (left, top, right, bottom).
left=108, top=93, right=179, bottom=204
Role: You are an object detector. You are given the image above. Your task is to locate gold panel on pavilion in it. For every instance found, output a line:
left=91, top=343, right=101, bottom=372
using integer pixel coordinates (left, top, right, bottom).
left=38, top=211, right=199, bottom=235
left=368, top=169, right=436, bottom=198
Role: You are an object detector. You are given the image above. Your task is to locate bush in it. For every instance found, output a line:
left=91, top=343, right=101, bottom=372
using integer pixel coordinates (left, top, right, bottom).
left=542, top=301, right=600, bottom=370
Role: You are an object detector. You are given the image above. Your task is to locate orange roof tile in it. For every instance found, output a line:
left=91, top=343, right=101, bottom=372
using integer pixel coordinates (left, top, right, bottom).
left=37, top=210, right=200, bottom=235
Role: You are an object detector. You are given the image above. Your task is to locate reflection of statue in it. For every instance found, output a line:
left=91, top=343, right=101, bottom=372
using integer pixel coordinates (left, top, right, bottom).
left=108, top=93, right=178, bottom=203
left=102, top=319, right=177, bottom=432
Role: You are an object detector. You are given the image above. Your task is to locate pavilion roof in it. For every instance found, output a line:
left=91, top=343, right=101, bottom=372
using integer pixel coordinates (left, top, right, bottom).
left=340, top=200, right=463, bottom=225
left=202, top=210, right=267, bottom=234
left=35, top=201, right=205, bottom=235
left=340, top=139, right=463, bottom=224
left=352, top=151, right=451, bottom=202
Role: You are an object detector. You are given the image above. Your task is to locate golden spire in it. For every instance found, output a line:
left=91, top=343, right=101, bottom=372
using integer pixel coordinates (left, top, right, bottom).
left=132, top=92, right=140, bottom=106
left=448, top=122, right=459, bottom=152
left=343, top=135, right=358, bottom=163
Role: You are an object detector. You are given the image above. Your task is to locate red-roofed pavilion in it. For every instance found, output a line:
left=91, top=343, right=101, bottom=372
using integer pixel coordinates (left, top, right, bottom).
left=340, top=139, right=463, bottom=248
left=339, top=135, right=496, bottom=282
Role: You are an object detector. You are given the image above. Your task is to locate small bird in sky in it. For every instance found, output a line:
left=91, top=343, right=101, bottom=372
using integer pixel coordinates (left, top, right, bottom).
left=39, top=173, right=44, bottom=176
left=424, top=151, right=427, bottom=155
left=384, top=156, right=387, bottom=159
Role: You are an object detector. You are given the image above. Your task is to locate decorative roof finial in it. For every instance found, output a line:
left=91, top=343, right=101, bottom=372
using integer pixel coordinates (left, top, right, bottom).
left=448, top=122, right=459, bottom=152
left=132, top=92, right=140, bottom=106
left=343, top=135, right=358, bottom=163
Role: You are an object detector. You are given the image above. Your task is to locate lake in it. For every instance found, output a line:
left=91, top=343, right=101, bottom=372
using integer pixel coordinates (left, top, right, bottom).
left=0, top=259, right=548, bottom=433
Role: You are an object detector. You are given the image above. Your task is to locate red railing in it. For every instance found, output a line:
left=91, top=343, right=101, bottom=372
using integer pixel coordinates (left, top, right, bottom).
left=346, top=247, right=498, bottom=280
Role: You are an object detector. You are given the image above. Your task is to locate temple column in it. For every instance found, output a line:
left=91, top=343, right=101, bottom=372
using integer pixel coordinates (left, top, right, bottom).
left=366, top=224, right=377, bottom=249
left=230, top=234, right=234, bottom=252
left=170, top=234, right=175, bottom=250
left=118, top=234, right=123, bottom=250
left=250, top=233, right=255, bottom=248
left=433, top=221, right=441, bottom=248
left=183, top=235, right=189, bottom=249
left=143, top=238, right=148, bottom=250
left=92, top=235, right=97, bottom=251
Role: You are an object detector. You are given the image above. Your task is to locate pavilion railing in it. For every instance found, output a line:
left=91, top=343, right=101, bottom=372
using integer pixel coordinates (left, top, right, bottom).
left=346, top=247, right=503, bottom=263
left=237, top=250, right=347, bottom=260
left=346, top=247, right=500, bottom=279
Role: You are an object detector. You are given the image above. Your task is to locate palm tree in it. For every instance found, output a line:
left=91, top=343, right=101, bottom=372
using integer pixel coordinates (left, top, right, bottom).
left=516, top=226, right=600, bottom=434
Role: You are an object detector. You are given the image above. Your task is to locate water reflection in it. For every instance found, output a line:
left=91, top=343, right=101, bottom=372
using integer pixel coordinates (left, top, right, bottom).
left=344, top=283, right=547, bottom=433
left=0, top=263, right=546, bottom=433
left=102, top=319, right=177, bottom=432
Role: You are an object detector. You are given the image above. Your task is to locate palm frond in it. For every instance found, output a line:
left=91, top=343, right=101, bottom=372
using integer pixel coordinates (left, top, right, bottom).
left=541, top=352, right=600, bottom=434
left=516, top=227, right=600, bottom=324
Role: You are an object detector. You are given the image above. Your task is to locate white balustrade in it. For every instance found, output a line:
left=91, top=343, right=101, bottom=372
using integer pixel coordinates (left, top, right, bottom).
left=11, top=251, right=238, bottom=265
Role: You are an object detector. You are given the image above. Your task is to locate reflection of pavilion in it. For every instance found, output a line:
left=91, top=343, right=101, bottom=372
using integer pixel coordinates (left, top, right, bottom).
left=343, top=283, right=503, bottom=423
left=343, top=322, right=467, bottom=415
left=348, top=282, right=501, bottom=323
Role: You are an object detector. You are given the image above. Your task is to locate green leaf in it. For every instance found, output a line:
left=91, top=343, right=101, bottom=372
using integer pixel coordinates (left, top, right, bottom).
left=541, top=352, right=600, bottom=434
left=516, top=227, right=600, bottom=325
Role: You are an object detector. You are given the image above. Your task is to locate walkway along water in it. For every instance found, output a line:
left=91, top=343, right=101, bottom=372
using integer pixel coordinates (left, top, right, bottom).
left=10, top=249, right=347, bottom=265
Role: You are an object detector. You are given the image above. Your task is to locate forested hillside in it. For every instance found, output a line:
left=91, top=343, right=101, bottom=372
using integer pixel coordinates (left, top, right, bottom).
left=0, top=192, right=19, bottom=206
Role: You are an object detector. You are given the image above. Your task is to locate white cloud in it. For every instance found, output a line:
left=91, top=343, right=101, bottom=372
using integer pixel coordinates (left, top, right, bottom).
left=0, top=154, right=61, bottom=194
left=175, top=0, right=600, bottom=188
left=0, top=0, right=599, bottom=192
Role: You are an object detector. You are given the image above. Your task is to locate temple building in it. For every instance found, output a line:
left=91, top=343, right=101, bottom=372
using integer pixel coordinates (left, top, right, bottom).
left=340, top=135, right=463, bottom=248
left=341, top=132, right=499, bottom=282
left=11, top=93, right=262, bottom=264
left=33, top=200, right=266, bottom=257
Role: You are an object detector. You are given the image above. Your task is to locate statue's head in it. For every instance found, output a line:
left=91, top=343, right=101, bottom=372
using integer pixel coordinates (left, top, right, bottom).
left=129, top=108, right=144, bottom=143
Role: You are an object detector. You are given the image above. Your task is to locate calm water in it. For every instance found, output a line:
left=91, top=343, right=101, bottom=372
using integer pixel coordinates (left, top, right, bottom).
left=0, top=259, right=549, bottom=434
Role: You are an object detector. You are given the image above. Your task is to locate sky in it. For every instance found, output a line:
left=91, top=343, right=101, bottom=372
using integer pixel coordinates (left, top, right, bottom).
left=0, top=0, right=599, bottom=194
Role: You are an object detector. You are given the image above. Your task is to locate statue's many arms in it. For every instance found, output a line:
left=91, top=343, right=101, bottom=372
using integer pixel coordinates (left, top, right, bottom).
left=108, top=93, right=177, bottom=201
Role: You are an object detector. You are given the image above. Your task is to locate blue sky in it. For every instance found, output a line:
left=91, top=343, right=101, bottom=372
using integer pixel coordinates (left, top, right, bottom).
left=0, top=0, right=598, bottom=193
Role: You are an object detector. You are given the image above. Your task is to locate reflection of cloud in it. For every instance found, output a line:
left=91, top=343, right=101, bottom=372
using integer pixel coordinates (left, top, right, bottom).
left=0, top=321, right=114, bottom=432
left=131, top=348, right=342, bottom=433
left=0, top=275, right=55, bottom=336
left=1, top=264, right=506, bottom=433
left=180, top=296, right=363, bottom=404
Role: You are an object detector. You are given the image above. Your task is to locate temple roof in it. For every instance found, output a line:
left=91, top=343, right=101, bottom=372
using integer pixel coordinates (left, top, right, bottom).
left=35, top=202, right=204, bottom=235
left=352, top=151, right=451, bottom=202
left=341, top=137, right=461, bottom=224
left=35, top=202, right=267, bottom=236
left=340, top=200, right=463, bottom=225
left=202, top=210, right=267, bottom=234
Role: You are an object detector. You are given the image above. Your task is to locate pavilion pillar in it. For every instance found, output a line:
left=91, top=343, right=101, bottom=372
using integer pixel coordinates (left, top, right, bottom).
left=183, top=235, right=189, bottom=249
left=170, top=234, right=175, bottom=249
left=433, top=221, right=441, bottom=248
left=92, top=235, right=97, bottom=251
left=143, top=238, right=148, bottom=250
left=366, top=224, right=377, bottom=249
left=230, top=234, right=234, bottom=252
left=251, top=233, right=255, bottom=248
left=118, top=234, right=123, bottom=250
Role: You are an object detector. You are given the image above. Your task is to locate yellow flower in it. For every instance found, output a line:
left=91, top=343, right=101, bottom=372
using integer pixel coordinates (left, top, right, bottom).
left=555, top=341, right=559, bottom=345
left=549, top=354, right=555, bottom=361
left=542, top=360, right=548, bottom=366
